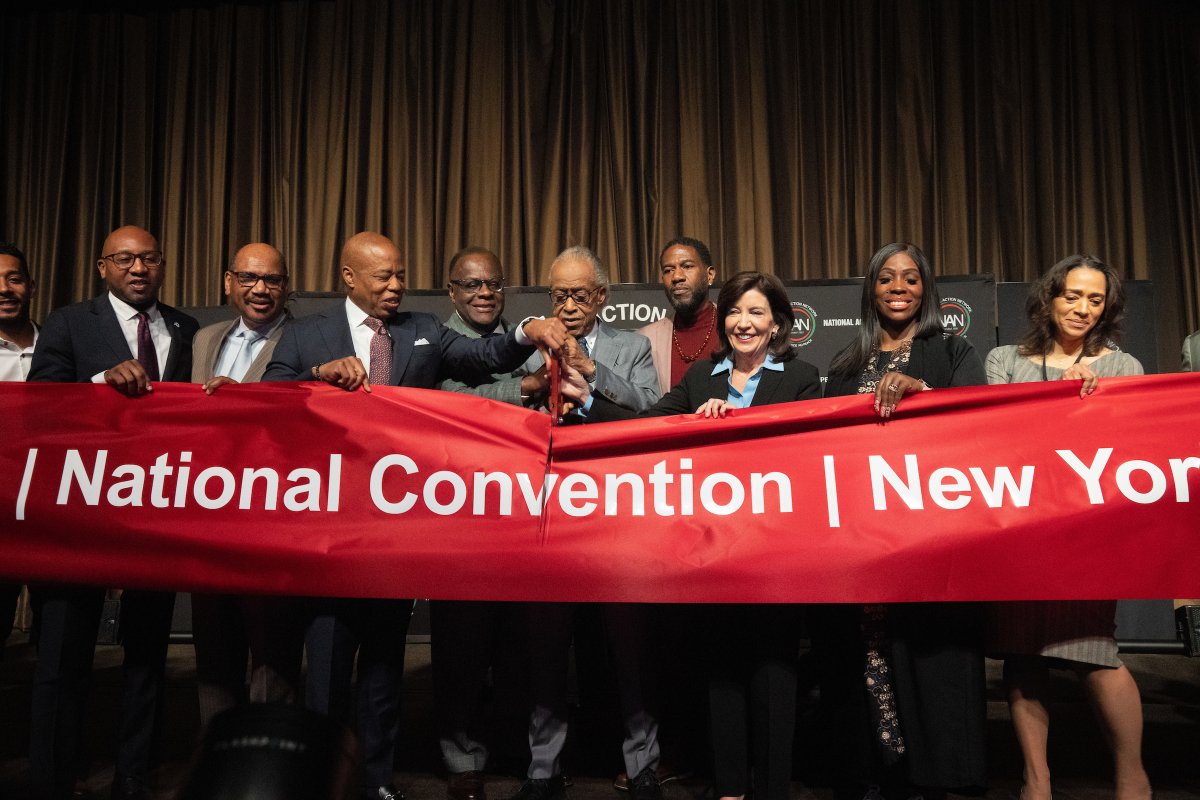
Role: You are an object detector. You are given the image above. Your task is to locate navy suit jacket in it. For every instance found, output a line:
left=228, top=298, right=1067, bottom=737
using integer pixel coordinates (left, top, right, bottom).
left=29, top=294, right=198, bottom=383
left=263, top=306, right=534, bottom=388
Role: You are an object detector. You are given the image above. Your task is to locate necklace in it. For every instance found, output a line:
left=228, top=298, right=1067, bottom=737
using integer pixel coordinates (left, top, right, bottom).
left=1041, top=349, right=1084, bottom=381
left=672, top=303, right=715, bottom=362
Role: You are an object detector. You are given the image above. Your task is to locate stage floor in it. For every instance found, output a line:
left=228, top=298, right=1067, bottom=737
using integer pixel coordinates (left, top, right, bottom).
left=1, top=634, right=1197, bottom=799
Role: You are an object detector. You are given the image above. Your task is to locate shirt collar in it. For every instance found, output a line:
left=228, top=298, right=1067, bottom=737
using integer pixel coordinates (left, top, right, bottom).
left=108, top=292, right=158, bottom=321
left=344, top=297, right=372, bottom=327
left=710, top=354, right=783, bottom=375
left=235, top=314, right=285, bottom=340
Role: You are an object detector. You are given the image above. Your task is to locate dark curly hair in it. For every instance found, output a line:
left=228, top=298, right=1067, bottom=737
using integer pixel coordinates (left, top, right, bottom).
left=1016, top=254, right=1126, bottom=357
left=710, top=271, right=796, bottom=363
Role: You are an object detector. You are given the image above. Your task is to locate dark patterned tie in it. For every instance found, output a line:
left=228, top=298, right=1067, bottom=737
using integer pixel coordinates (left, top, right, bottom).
left=364, top=316, right=392, bottom=385
left=579, top=336, right=590, bottom=356
left=136, top=312, right=160, bottom=381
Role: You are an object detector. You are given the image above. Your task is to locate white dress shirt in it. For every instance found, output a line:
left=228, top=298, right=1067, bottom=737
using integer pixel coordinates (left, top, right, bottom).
left=214, top=315, right=286, bottom=381
left=90, top=293, right=172, bottom=383
left=0, top=323, right=37, bottom=382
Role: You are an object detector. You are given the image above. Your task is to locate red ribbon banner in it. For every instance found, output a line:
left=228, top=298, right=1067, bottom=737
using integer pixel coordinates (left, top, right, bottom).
left=2, top=375, right=1198, bottom=602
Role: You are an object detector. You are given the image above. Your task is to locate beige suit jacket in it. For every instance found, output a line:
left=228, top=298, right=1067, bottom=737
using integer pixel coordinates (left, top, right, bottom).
left=191, top=315, right=291, bottom=383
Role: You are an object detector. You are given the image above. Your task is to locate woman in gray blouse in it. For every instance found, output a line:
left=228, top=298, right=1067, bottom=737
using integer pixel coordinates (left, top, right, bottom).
left=985, top=255, right=1151, bottom=800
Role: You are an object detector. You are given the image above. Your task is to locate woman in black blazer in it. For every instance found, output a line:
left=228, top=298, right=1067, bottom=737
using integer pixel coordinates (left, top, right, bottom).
left=563, top=271, right=821, bottom=800
left=814, top=243, right=988, bottom=800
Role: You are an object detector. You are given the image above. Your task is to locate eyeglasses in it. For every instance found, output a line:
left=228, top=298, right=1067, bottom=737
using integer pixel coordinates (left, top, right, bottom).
left=549, top=287, right=601, bottom=306
left=450, top=278, right=504, bottom=293
left=102, top=251, right=163, bottom=270
left=230, top=271, right=287, bottom=289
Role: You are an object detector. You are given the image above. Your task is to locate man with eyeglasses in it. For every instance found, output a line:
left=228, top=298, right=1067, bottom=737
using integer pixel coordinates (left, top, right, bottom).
left=189, top=243, right=306, bottom=732
left=508, top=245, right=664, bottom=800
left=264, top=231, right=568, bottom=800
left=432, top=246, right=535, bottom=800
left=28, top=224, right=200, bottom=800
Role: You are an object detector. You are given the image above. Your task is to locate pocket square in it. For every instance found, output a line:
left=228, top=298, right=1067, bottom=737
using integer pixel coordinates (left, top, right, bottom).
left=413, top=337, right=431, bottom=346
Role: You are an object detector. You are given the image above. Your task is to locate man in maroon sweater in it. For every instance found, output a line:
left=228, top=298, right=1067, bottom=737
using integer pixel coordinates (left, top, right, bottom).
left=637, top=237, right=717, bottom=394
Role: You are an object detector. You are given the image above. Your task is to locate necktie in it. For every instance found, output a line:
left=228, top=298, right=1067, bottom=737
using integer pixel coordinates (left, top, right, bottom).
left=579, top=336, right=591, bottom=356
left=136, top=312, right=160, bottom=381
left=227, top=331, right=260, bottom=382
left=364, top=317, right=392, bottom=385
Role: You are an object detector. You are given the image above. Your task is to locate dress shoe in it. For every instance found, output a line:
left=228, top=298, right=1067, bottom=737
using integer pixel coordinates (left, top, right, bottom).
left=628, top=766, right=663, bottom=800
left=110, top=775, right=148, bottom=800
left=506, top=775, right=567, bottom=800
left=613, top=764, right=688, bottom=792
left=364, top=785, right=405, bottom=800
left=448, top=770, right=487, bottom=800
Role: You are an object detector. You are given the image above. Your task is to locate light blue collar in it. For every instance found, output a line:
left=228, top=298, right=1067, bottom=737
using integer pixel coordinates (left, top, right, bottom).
left=710, top=354, right=783, bottom=375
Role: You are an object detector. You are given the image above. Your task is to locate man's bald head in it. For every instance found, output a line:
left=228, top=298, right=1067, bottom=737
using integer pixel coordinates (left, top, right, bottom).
left=341, top=232, right=406, bottom=319
left=97, top=225, right=163, bottom=310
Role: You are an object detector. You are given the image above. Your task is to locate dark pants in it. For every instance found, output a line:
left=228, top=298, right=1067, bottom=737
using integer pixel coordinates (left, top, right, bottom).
left=305, top=598, right=413, bottom=789
left=192, top=593, right=306, bottom=726
left=430, top=600, right=527, bottom=774
left=29, top=586, right=175, bottom=799
left=706, top=603, right=802, bottom=800
left=0, top=582, right=21, bottom=659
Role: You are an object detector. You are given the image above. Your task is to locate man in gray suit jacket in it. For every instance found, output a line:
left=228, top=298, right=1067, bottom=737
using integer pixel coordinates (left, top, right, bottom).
left=264, top=232, right=567, bottom=800
left=28, top=225, right=199, bottom=800
left=190, top=243, right=306, bottom=729
left=509, top=247, right=665, bottom=800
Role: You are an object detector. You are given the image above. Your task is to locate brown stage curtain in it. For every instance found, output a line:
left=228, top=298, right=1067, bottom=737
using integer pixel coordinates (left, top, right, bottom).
left=2, top=0, right=1199, bottom=367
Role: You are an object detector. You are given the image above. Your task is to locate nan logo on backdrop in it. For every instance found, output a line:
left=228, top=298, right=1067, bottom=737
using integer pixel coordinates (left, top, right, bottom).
left=789, top=301, right=818, bottom=348
left=940, top=297, right=973, bottom=337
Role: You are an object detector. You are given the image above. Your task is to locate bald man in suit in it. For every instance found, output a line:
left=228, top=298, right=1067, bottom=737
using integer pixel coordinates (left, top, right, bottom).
left=191, top=243, right=306, bottom=728
left=28, top=225, right=199, bottom=800
left=264, top=231, right=567, bottom=800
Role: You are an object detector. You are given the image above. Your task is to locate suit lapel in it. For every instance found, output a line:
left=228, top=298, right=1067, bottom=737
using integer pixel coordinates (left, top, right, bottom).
left=386, top=314, right=416, bottom=386
left=92, top=295, right=136, bottom=362
left=584, top=322, right=606, bottom=365
left=205, top=320, right=239, bottom=380
left=244, top=317, right=289, bottom=383
left=319, top=313, right=356, bottom=362
left=750, top=366, right=786, bottom=407
left=160, top=306, right=186, bottom=380
left=706, top=368, right=728, bottom=402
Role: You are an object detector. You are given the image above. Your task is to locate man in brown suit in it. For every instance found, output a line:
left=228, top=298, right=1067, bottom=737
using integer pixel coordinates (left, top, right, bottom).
left=191, top=243, right=305, bottom=725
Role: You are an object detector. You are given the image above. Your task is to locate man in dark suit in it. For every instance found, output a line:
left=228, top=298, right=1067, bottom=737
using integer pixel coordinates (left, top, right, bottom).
left=264, top=231, right=567, bottom=800
left=191, top=243, right=305, bottom=728
left=28, top=224, right=200, bottom=800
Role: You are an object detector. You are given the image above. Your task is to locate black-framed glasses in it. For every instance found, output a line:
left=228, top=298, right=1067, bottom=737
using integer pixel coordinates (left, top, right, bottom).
left=102, top=251, right=163, bottom=270
left=450, top=278, right=504, bottom=293
left=230, top=271, right=288, bottom=289
left=549, top=287, right=601, bottom=306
